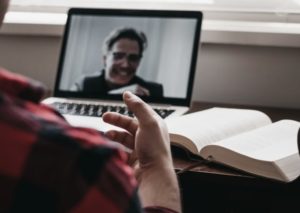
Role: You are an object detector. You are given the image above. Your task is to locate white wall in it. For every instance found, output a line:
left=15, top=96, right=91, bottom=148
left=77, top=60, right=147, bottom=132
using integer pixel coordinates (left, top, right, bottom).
left=1, top=34, right=300, bottom=109
left=0, top=35, right=61, bottom=90
left=193, top=44, right=300, bottom=109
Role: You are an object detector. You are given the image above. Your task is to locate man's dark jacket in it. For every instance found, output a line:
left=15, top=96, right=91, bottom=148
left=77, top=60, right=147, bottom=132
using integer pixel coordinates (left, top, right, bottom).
left=75, top=71, right=163, bottom=97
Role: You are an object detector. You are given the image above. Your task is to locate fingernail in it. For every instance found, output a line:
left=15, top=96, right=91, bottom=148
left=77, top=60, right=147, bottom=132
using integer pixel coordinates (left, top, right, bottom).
left=123, top=91, right=133, bottom=99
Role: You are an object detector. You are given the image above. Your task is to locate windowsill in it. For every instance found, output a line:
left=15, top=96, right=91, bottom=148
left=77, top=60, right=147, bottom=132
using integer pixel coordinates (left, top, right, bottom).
left=1, top=12, right=67, bottom=36
left=1, top=11, right=300, bottom=48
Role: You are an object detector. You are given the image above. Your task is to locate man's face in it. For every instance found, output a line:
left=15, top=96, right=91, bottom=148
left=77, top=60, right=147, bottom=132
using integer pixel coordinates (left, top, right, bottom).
left=0, top=0, right=9, bottom=26
left=104, top=38, right=141, bottom=86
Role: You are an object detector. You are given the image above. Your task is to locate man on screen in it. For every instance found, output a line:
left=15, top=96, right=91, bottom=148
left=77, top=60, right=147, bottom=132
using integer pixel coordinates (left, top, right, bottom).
left=73, top=27, right=164, bottom=97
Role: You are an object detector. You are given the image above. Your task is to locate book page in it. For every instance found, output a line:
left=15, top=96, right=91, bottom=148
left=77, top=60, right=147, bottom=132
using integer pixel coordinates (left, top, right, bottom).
left=207, top=120, right=300, bottom=161
left=200, top=120, right=300, bottom=182
left=166, top=107, right=271, bottom=153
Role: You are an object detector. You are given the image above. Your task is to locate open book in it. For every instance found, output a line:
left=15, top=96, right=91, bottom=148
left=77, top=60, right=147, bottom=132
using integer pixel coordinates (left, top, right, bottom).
left=165, top=107, right=300, bottom=182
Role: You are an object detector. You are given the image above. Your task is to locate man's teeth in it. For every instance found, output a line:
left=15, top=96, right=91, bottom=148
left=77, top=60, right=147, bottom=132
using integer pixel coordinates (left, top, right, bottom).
left=119, top=70, right=129, bottom=76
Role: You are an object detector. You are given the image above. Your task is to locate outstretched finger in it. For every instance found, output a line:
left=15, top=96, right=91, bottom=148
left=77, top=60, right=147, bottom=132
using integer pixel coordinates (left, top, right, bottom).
left=103, top=111, right=138, bottom=134
left=105, top=130, right=135, bottom=150
left=122, top=91, right=159, bottom=126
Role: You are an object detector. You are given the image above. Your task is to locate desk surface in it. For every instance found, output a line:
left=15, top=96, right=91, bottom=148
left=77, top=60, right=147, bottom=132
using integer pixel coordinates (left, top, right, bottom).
left=173, top=102, right=300, bottom=213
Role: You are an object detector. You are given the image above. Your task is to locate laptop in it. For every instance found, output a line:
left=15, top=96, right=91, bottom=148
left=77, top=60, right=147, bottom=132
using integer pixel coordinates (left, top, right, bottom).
left=43, top=8, right=202, bottom=132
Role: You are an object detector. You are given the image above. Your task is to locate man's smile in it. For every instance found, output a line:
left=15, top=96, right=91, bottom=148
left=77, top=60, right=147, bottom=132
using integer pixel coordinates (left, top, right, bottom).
left=113, top=68, right=135, bottom=77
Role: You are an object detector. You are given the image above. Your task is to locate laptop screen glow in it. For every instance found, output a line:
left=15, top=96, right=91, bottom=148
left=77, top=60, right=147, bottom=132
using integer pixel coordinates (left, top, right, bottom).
left=54, top=9, right=202, bottom=106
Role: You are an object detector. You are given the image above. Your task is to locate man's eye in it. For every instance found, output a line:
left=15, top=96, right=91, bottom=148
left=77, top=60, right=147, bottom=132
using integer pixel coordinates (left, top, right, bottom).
left=112, top=52, right=141, bottom=63
left=113, top=52, right=126, bottom=60
left=128, top=55, right=141, bottom=62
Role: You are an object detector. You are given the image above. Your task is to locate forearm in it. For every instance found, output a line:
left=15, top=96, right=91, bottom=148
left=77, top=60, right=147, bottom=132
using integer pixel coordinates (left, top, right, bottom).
left=138, top=161, right=181, bottom=213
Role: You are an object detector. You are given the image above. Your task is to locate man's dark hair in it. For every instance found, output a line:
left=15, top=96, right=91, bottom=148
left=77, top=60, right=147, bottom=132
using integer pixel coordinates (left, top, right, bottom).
left=103, top=27, right=147, bottom=56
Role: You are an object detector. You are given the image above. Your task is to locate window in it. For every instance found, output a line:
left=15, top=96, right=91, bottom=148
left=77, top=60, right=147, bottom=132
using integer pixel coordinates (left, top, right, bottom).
left=9, top=0, right=300, bottom=22
left=6, top=0, right=300, bottom=47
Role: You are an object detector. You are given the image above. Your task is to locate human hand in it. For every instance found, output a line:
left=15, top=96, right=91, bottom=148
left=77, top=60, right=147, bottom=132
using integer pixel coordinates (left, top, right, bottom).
left=102, top=91, right=171, bottom=174
left=102, top=91, right=180, bottom=211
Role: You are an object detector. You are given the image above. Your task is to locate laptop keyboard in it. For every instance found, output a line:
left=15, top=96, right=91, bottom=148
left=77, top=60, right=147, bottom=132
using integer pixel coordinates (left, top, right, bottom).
left=51, top=102, right=175, bottom=119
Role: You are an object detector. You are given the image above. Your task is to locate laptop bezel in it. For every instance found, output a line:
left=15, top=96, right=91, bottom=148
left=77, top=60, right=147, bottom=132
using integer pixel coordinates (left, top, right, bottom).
left=53, top=8, right=202, bottom=107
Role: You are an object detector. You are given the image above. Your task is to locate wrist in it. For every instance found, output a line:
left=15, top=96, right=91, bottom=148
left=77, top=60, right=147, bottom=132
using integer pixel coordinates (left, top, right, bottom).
left=135, top=155, right=172, bottom=181
left=137, top=160, right=181, bottom=212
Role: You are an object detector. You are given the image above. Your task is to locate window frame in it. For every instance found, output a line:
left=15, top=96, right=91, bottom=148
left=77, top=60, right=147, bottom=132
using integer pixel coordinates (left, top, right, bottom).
left=4, top=0, right=300, bottom=48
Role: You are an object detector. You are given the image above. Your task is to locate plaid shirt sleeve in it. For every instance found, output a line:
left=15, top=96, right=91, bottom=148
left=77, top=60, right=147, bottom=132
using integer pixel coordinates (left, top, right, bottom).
left=0, top=68, right=178, bottom=213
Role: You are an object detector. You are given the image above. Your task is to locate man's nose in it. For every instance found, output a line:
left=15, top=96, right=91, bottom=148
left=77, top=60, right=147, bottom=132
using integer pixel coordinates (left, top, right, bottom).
left=119, top=57, right=131, bottom=67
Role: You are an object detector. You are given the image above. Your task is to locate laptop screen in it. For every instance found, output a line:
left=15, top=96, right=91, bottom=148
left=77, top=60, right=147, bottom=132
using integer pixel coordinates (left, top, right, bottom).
left=55, top=8, right=202, bottom=106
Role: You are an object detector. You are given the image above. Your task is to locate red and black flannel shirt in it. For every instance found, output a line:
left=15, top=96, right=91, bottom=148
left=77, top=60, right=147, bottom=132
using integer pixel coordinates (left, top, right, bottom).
left=0, top=68, right=177, bottom=213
